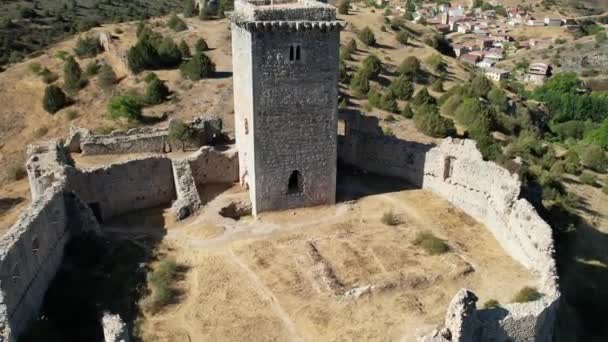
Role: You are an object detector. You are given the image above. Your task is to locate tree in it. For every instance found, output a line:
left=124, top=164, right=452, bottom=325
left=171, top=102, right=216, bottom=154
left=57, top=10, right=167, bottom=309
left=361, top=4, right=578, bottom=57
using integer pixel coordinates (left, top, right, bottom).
left=180, top=52, right=216, bottom=80
left=145, top=78, right=171, bottom=105
left=585, top=118, right=608, bottom=150
left=349, top=70, right=370, bottom=98
left=411, top=88, right=436, bottom=108
left=368, top=90, right=399, bottom=113
left=157, top=38, right=183, bottom=67
left=360, top=54, right=382, bottom=79
left=470, top=75, right=493, bottom=98
left=487, top=88, right=508, bottom=112
left=440, top=94, right=463, bottom=116
left=358, top=27, right=376, bottom=46
left=346, top=38, right=357, bottom=54
left=413, top=104, right=455, bottom=138
left=42, top=85, right=68, bottom=114
left=169, top=119, right=194, bottom=151
left=183, top=0, right=197, bottom=18
left=218, top=0, right=235, bottom=18
left=425, top=54, right=444, bottom=72
left=338, top=0, right=349, bottom=15
left=179, top=40, right=191, bottom=58
left=399, top=56, right=420, bottom=76
left=195, top=38, right=209, bottom=52
left=430, top=79, right=444, bottom=92
left=389, top=75, right=414, bottom=100
left=108, top=95, right=142, bottom=121
left=97, top=64, right=117, bottom=92
left=580, top=144, right=607, bottom=172
left=168, top=13, right=188, bottom=32
left=596, top=31, right=607, bottom=45
left=63, top=57, right=83, bottom=92
left=455, top=97, right=485, bottom=126
left=396, top=31, right=409, bottom=45
left=74, top=36, right=103, bottom=58
left=401, top=103, right=414, bottom=118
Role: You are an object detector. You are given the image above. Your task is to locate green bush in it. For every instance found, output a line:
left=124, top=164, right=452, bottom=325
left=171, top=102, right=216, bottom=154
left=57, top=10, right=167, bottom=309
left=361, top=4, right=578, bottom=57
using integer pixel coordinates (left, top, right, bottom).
left=183, top=0, right=197, bottom=18
left=346, top=38, right=357, bottom=54
left=425, top=54, right=444, bottom=72
left=180, top=52, right=216, bottom=80
left=399, top=56, right=420, bottom=76
left=168, top=13, right=188, bottom=32
left=42, top=85, right=68, bottom=114
left=368, top=89, right=398, bottom=113
left=454, top=97, right=485, bottom=127
left=127, top=29, right=182, bottom=73
left=195, top=38, right=209, bottom=52
left=107, top=95, right=142, bottom=121
left=389, top=75, right=414, bottom=100
left=440, top=94, right=462, bottom=116
left=74, top=36, right=103, bottom=58
left=360, top=54, right=382, bottom=79
left=401, top=104, right=414, bottom=118
left=39, top=68, right=58, bottom=84
left=63, top=57, right=84, bottom=92
left=97, top=64, right=117, bottom=92
left=413, top=231, right=449, bottom=255
left=169, top=119, right=195, bottom=151
left=54, top=50, right=70, bottom=61
left=603, top=182, right=608, bottom=195
left=512, top=286, right=542, bottom=303
left=483, top=299, right=500, bottom=309
left=358, top=26, right=376, bottom=46
left=381, top=210, right=399, bottom=225
left=414, top=104, right=455, bottom=138
left=28, top=63, right=42, bottom=75
left=338, top=0, right=349, bottom=15
left=470, top=74, right=494, bottom=98
left=84, top=61, right=101, bottom=77
left=340, top=47, right=352, bottom=62
left=349, top=69, right=370, bottom=98
left=430, top=79, right=444, bottom=92
left=146, top=258, right=180, bottom=312
left=396, top=31, right=409, bottom=45
left=411, top=87, right=436, bottom=108
left=144, top=72, right=159, bottom=83
left=144, top=78, right=170, bottom=105
left=179, top=40, right=191, bottom=58
left=580, top=144, right=607, bottom=172
left=579, top=172, right=598, bottom=186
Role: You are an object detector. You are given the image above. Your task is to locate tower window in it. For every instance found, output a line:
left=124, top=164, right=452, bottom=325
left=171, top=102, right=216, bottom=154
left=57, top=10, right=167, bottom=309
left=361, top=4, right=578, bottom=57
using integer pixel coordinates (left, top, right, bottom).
left=244, top=118, right=249, bottom=135
left=287, top=170, right=303, bottom=194
left=289, top=44, right=301, bottom=61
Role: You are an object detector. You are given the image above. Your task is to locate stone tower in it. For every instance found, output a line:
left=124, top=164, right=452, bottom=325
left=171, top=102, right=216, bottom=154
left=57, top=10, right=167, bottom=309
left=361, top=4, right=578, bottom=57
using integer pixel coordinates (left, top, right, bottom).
left=230, top=0, right=343, bottom=215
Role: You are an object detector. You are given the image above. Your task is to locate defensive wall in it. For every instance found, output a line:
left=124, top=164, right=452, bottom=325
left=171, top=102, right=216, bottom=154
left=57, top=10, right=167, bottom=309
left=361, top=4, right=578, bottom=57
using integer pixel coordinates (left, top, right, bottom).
left=0, top=118, right=237, bottom=341
left=338, top=112, right=560, bottom=341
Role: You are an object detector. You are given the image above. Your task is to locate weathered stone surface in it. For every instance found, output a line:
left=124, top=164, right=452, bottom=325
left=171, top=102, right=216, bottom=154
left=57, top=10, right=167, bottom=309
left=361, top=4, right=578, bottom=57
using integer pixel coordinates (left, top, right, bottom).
left=232, top=0, right=341, bottom=215
left=171, top=158, right=202, bottom=221
left=445, top=289, right=479, bottom=342
left=26, top=140, right=71, bottom=200
left=102, top=312, right=130, bottom=342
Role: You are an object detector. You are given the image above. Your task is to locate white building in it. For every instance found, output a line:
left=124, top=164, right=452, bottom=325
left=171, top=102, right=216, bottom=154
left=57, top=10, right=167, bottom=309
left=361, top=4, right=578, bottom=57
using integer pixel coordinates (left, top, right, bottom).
left=484, top=67, right=510, bottom=81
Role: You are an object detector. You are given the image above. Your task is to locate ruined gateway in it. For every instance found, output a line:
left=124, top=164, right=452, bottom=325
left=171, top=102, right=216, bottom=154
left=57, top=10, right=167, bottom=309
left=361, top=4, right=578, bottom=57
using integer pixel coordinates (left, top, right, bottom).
left=0, top=0, right=560, bottom=341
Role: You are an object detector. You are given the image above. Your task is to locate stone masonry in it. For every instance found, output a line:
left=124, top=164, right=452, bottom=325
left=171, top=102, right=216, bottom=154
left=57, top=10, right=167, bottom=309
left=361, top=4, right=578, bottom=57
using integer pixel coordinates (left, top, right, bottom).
left=231, top=0, right=344, bottom=215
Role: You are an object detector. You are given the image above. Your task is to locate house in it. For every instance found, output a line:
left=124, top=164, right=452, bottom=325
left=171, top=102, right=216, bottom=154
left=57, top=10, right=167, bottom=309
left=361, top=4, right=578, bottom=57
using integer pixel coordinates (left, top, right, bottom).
left=457, top=23, right=470, bottom=34
left=490, top=33, right=513, bottom=43
left=452, top=44, right=469, bottom=57
left=468, top=50, right=485, bottom=58
left=461, top=53, right=481, bottom=64
left=485, top=48, right=504, bottom=60
left=476, top=59, right=495, bottom=69
left=544, top=17, right=563, bottom=26
left=482, top=10, right=496, bottom=19
left=449, top=6, right=465, bottom=17
left=525, top=63, right=552, bottom=85
left=485, top=67, right=510, bottom=81
left=434, top=24, right=451, bottom=33
left=478, top=37, right=494, bottom=48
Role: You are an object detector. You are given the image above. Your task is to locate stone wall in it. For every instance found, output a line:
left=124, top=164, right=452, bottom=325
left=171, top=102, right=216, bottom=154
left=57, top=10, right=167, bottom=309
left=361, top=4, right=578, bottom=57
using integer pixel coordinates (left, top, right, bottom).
left=0, top=183, right=100, bottom=341
left=234, top=0, right=336, bottom=22
left=26, top=140, right=72, bottom=200
left=64, top=157, right=176, bottom=222
left=339, top=112, right=559, bottom=341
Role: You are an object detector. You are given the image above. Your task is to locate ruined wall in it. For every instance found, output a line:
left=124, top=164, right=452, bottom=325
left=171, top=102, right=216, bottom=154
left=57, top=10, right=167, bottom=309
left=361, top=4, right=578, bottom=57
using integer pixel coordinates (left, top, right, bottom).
left=65, top=157, right=175, bottom=221
left=0, top=183, right=99, bottom=340
left=188, top=146, right=239, bottom=186
left=339, top=112, right=559, bottom=341
left=26, top=140, right=72, bottom=200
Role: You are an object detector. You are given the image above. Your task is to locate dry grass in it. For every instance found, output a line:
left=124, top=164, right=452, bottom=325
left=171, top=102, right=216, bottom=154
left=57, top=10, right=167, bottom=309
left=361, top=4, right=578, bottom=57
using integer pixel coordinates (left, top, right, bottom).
left=512, top=286, right=542, bottom=303
left=381, top=209, right=399, bottom=225
left=412, top=231, right=449, bottom=255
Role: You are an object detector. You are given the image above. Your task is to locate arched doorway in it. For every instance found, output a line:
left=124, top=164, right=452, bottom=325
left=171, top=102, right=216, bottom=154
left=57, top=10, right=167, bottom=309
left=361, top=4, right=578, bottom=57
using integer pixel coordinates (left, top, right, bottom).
left=287, top=170, right=303, bottom=194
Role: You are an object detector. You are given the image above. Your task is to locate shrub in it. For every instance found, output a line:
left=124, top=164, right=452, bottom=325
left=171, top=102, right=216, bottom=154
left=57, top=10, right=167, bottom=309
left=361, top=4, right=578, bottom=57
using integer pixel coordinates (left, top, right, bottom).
left=144, top=72, right=159, bottom=83
left=471, top=74, right=494, bottom=98
left=349, top=70, right=370, bottom=98
left=411, top=87, right=436, bottom=108
left=579, top=172, right=598, bottom=186
left=390, top=17, right=404, bottom=31
left=340, top=47, right=352, bottom=62
left=368, top=90, right=399, bottom=113
left=414, top=104, right=455, bottom=138
left=389, top=75, right=414, bottom=100
left=425, top=54, right=444, bottom=72
left=396, top=31, right=409, bottom=45
left=74, top=36, right=103, bottom=58
left=401, top=104, right=414, bottom=118
left=603, top=182, right=608, bottom=195
left=66, top=110, right=79, bottom=120
left=28, top=63, right=42, bottom=75
left=184, top=0, right=197, bottom=18
left=580, top=145, right=607, bottom=172
left=338, top=0, right=349, bottom=15
left=169, top=119, right=195, bottom=151
left=360, top=54, right=382, bottom=79
left=413, top=231, right=449, bottom=255
left=195, top=38, right=209, bottom=53
left=39, top=68, right=58, bottom=84
left=440, top=94, right=463, bottom=116
left=180, top=52, right=216, bottom=80
left=42, top=85, right=68, bottom=114
left=512, top=286, right=542, bottom=303
left=146, top=258, right=180, bottom=312
left=84, top=61, right=101, bottom=77
left=346, top=38, right=357, bottom=54
left=54, top=50, right=69, bottom=61
left=168, top=13, right=188, bottom=32
left=97, top=64, right=117, bottom=92
left=179, top=40, right=191, bottom=58
left=63, top=57, right=84, bottom=92
left=107, top=95, right=142, bottom=121
left=381, top=210, right=399, bottom=225
left=128, top=30, right=182, bottom=73
left=33, top=126, right=48, bottom=138
left=145, top=78, right=170, bottom=105
left=358, top=27, right=376, bottom=46
left=399, top=56, right=420, bottom=76
left=430, top=79, right=444, bottom=92
left=483, top=299, right=500, bottom=309
left=114, top=28, right=124, bottom=34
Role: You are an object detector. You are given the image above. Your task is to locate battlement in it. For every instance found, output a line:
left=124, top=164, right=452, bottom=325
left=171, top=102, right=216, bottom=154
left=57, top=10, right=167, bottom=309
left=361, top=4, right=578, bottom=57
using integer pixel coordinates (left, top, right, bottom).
left=232, top=0, right=336, bottom=22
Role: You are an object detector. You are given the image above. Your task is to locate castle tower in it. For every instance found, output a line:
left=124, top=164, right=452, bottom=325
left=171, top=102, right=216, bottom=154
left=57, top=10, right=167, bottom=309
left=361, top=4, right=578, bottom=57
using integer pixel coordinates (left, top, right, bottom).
left=230, top=0, right=343, bottom=215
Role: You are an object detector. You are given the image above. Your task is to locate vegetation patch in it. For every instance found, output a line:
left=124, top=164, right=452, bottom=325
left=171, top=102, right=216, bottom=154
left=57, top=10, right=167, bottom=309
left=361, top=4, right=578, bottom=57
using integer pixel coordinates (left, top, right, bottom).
left=412, top=231, right=449, bottom=255
left=512, top=286, right=542, bottom=303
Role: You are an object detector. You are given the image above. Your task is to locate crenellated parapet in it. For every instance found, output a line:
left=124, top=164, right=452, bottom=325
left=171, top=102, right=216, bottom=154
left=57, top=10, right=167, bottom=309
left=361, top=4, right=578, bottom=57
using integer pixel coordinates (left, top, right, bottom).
left=231, top=19, right=345, bottom=31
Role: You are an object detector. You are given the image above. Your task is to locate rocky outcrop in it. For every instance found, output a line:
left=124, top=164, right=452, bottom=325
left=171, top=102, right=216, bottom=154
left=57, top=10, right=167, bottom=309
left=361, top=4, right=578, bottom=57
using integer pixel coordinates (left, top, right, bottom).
left=101, top=312, right=130, bottom=342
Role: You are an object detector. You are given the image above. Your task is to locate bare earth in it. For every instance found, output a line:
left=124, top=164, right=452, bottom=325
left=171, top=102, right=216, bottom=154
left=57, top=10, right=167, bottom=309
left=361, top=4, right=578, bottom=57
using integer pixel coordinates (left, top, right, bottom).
left=111, top=182, right=537, bottom=342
